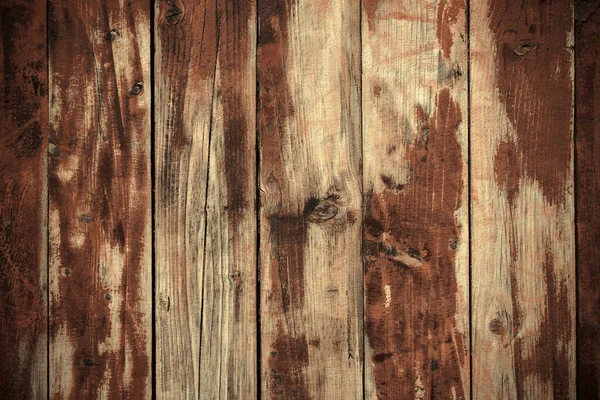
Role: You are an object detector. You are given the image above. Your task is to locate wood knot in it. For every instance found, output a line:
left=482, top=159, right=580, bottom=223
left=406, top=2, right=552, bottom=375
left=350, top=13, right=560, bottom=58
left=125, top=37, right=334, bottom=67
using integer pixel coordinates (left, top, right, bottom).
left=105, top=29, right=119, bottom=41
left=48, top=143, right=61, bottom=156
left=129, top=82, right=144, bottom=96
left=228, top=270, right=241, bottom=281
left=83, top=358, right=94, bottom=367
left=62, top=267, right=72, bottom=277
left=165, top=4, right=184, bottom=24
left=104, top=293, right=112, bottom=301
left=448, top=237, right=459, bottom=250
left=79, top=214, right=92, bottom=224
left=304, top=195, right=340, bottom=223
left=489, top=317, right=506, bottom=335
left=381, top=175, right=404, bottom=191
left=158, top=295, right=170, bottom=312
left=513, top=39, right=537, bottom=57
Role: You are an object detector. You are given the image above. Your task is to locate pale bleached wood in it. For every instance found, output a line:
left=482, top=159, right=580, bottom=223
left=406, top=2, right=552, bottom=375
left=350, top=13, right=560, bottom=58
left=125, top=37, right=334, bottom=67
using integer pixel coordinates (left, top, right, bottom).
left=362, top=0, right=469, bottom=398
left=155, top=0, right=257, bottom=398
left=470, top=0, right=575, bottom=398
left=49, top=0, right=152, bottom=397
left=257, top=0, right=363, bottom=398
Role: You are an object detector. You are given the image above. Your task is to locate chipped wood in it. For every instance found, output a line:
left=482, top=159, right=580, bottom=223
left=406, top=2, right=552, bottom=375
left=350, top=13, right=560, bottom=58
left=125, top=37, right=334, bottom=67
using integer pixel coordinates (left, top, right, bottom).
left=258, top=0, right=363, bottom=398
left=362, top=0, right=469, bottom=398
left=48, top=0, right=152, bottom=397
left=155, top=0, right=258, bottom=398
left=470, top=0, right=575, bottom=398
left=0, top=0, right=48, bottom=397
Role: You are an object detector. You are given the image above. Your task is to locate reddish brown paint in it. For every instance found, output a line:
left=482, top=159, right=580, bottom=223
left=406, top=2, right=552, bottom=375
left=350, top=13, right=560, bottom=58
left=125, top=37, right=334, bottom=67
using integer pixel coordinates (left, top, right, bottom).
left=364, top=88, right=466, bottom=399
left=489, top=0, right=573, bottom=205
left=576, top=0, right=600, bottom=397
left=363, top=0, right=379, bottom=30
left=488, top=1, right=574, bottom=396
left=49, top=0, right=150, bottom=397
left=217, top=0, right=255, bottom=324
left=436, top=0, right=466, bottom=59
left=268, top=324, right=310, bottom=399
left=510, top=249, right=572, bottom=399
left=0, top=0, right=47, bottom=397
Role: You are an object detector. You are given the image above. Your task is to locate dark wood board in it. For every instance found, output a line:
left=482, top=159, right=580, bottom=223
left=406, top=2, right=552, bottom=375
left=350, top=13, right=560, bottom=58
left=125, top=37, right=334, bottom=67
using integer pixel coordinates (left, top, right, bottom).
left=48, top=0, right=152, bottom=397
left=0, top=0, right=48, bottom=397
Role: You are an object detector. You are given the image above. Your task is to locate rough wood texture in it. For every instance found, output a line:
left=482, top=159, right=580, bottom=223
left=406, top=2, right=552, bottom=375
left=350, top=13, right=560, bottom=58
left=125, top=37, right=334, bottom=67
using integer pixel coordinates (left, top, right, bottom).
left=257, top=0, right=363, bottom=398
left=155, top=0, right=257, bottom=398
left=362, top=1, right=469, bottom=398
left=470, top=0, right=575, bottom=398
left=0, top=0, right=48, bottom=397
left=48, top=0, right=152, bottom=397
left=576, top=0, right=600, bottom=398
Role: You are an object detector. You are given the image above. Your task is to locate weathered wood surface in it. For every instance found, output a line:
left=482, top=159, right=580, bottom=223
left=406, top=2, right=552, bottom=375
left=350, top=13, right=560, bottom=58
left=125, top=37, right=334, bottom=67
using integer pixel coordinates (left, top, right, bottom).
left=48, top=0, right=152, bottom=397
left=362, top=0, right=469, bottom=398
left=0, top=0, right=48, bottom=397
left=470, top=0, right=575, bottom=398
left=155, top=0, right=257, bottom=398
left=576, top=0, right=600, bottom=398
left=257, top=0, right=363, bottom=398
left=1, top=0, right=597, bottom=398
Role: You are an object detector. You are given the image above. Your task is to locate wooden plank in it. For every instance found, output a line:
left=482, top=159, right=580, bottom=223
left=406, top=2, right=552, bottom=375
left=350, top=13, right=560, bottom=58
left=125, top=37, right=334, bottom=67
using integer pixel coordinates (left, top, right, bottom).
left=470, top=0, right=575, bottom=398
left=257, top=0, right=362, bottom=398
left=0, top=0, right=48, bottom=397
left=155, top=0, right=257, bottom=398
left=361, top=0, right=469, bottom=398
left=576, top=0, right=600, bottom=397
left=48, top=0, right=152, bottom=397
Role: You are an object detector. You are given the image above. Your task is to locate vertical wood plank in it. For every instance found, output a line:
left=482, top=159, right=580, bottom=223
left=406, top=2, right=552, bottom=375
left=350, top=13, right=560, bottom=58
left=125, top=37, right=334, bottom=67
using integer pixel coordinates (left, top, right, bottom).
left=576, top=0, right=600, bottom=397
left=361, top=0, right=469, bottom=398
left=0, top=0, right=48, bottom=397
left=155, top=0, right=257, bottom=397
left=48, top=0, right=152, bottom=397
left=470, top=0, right=575, bottom=398
left=257, top=0, right=363, bottom=398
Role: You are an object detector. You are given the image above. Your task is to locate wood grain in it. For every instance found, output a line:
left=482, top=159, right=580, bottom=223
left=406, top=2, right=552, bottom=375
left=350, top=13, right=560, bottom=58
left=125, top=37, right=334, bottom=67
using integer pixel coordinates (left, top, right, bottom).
left=470, top=0, right=575, bottom=398
left=576, top=0, right=600, bottom=398
left=257, top=0, right=363, bottom=398
left=362, top=0, right=469, bottom=398
left=48, top=0, right=152, bottom=397
left=0, top=0, right=48, bottom=397
left=155, top=0, right=257, bottom=398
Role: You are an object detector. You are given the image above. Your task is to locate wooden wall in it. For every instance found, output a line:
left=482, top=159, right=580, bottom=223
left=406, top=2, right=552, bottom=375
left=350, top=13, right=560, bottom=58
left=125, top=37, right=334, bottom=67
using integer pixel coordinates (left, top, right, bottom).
left=0, top=0, right=597, bottom=398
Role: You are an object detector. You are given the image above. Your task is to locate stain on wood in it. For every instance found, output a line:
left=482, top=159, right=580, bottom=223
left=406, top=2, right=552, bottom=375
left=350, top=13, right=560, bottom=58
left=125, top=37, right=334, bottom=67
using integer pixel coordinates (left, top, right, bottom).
left=362, top=1, right=469, bottom=398
left=471, top=0, right=575, bottom=398
left=0, top=0, right=48, bottom=397
left=48, top=0, right=152, bottom=397
left=258, top=0, right=363, bottom=398
left=576, top=0, right=600, bottom=397
left=364, top=90, right=466, bottom=399
left=155, top=0, right=257, bottom=398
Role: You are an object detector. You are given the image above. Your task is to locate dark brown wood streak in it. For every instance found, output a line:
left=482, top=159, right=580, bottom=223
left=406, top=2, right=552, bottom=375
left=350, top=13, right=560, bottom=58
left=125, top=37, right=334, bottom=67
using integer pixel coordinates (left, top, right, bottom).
left=576, top=0, right=600, bottom=397
left=364, top=88, right=466, bottom=399
left=0, top=0, right=48, bottom=397
left=49, top=0, right=151, bottom=398
left=258, top=1, right=309, bottom=397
